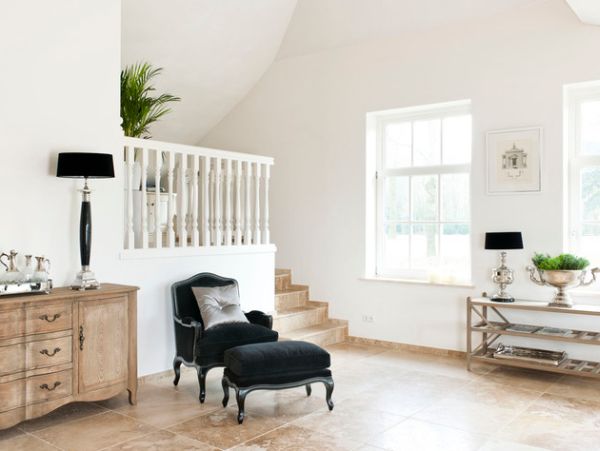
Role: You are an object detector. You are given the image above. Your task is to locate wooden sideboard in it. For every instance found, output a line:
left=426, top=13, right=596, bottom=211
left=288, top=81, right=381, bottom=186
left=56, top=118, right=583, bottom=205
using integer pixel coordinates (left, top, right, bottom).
left=0, top=284, right=138, bottom=430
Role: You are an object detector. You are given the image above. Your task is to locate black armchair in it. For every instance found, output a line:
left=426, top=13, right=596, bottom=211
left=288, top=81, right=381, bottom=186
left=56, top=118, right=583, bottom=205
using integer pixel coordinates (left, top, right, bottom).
left=171, top=272, right=278, bottom=402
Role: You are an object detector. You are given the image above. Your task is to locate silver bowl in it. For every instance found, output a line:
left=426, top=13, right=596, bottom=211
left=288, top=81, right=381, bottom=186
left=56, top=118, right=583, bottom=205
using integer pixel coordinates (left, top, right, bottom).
left=527, top=267, right=599, bottom=307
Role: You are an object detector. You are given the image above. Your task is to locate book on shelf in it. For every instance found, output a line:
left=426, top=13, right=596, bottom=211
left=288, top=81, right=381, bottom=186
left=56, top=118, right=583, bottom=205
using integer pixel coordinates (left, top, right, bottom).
left=535, top=327, right=572, bottom=337
left=505, top=324, right=540, bottom=333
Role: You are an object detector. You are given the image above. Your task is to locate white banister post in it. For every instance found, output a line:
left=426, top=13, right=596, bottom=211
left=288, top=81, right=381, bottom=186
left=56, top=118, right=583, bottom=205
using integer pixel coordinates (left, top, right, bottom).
left=244, top=161, right=252, bottom=245
left=167, top=151, right=175, bottom=248
left=201, top=156, right=210, bottom=246
left=224, top=159, right=232, bottom=246
left=234, top=160, right=242, bottom=245
left=253, top=162, right=261, bottom=245
left=178, top=153, right=188, bottom=247
left=140, top=147, right=149, bottom=249
left=262, top=163, right=270, bottom=244
left=214, top=157, right=222, bottom=246
left=191, top=154, right=200, bottom=247
left=154, top=149, right=162, bottom=249
left=125, top=145, right=135, bottom=249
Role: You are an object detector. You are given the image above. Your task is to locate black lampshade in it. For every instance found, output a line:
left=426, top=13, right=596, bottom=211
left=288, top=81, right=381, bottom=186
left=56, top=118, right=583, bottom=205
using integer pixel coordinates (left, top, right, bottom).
left=485, top=232, right=523, bottom=250
left=56, top=152, right=115, bottom=179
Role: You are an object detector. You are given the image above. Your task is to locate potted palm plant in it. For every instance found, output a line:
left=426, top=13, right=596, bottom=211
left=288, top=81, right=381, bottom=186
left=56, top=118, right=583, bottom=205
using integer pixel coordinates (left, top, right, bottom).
left=527, top=253, right=599, bottom=307
left=121, top=62, right=180, bottom=189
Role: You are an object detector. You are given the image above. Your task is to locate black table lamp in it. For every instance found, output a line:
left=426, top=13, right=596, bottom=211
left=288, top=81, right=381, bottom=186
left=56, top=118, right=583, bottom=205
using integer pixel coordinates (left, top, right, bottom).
left=484, top=232, right=524, bottom=302
left=57, top=152, right=114, bottom=290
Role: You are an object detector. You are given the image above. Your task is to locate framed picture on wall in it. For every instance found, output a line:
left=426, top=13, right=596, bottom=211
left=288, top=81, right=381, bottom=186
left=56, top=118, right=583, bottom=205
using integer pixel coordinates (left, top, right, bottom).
left=486, top=126, right=542, bottom=194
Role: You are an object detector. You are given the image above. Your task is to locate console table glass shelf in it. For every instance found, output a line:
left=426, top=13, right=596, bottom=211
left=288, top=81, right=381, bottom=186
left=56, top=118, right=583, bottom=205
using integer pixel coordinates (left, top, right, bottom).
left=467, top=297, right=600, bottom=379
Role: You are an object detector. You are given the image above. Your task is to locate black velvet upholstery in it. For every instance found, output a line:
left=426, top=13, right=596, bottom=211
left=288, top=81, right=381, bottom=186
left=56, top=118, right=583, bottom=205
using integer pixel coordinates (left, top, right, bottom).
left=224, top=367, right=331, bottom=387
left=171, top=272, right=276, bottom=403
left=225, top=341, right=330, bottom=377
left=196, top=322, right=278, bottom=366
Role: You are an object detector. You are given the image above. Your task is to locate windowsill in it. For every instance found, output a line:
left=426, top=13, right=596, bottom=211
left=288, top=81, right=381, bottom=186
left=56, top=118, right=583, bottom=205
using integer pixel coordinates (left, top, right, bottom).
left=360, top=275, right=475, bottom=288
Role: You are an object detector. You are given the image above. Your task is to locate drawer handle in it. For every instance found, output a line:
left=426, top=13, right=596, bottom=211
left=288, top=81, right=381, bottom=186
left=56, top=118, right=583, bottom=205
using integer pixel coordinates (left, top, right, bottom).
left=79, top=325, right=85, bottom=351
left=39, top=381, right=61, bottom=391
left=39, top=313, right=61, bottom=323
left=40, top=347, right=61, bottom=357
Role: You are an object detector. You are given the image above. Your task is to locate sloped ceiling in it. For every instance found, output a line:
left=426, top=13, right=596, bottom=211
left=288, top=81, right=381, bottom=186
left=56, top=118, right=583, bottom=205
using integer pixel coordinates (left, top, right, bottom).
left=565, top=0, right=600, bottom=25
left=276, top=0, right=550, bottom=60
left=122, top=0, right=297, bottom=144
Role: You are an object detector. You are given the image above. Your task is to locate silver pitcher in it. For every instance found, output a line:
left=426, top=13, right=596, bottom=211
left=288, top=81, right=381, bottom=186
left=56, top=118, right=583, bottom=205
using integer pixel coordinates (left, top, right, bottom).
left=527, top=266, right=599, bottom=307
left=0, top=250, right=20, bottom=283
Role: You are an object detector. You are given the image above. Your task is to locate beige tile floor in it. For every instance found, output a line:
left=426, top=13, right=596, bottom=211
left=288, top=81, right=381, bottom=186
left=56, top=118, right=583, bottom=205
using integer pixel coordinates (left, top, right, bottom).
left=1, top=343, right=599, bottom=451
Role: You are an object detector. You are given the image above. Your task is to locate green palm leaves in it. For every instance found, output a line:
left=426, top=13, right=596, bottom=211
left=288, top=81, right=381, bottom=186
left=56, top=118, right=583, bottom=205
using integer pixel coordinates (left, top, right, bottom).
left=120, top=63, right=180, bottom=138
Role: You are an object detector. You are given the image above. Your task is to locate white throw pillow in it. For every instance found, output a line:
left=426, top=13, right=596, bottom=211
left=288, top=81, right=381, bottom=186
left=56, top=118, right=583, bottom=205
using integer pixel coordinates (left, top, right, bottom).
left=192, top=284, right=249, bottom=330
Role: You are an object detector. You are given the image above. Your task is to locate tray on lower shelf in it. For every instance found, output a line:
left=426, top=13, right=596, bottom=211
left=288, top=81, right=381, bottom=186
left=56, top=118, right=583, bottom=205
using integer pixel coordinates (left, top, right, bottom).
left=493, top=343, right=566, bottom=366
left=472, top=321, right=600, bottom=344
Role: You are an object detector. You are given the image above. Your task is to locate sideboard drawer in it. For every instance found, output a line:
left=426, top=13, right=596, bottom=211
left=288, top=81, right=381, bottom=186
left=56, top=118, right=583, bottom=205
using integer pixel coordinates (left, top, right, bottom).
left=27, top=336, right=72, bottom=370
left=0, top=309, right=24, bottom=339
left=26, top=303, right=72, bottom=335
left=26, top=370, right=72, bottom=404
left=0, top=343, right=25, bottom=376
left=0, top=378, right=25, bottom=411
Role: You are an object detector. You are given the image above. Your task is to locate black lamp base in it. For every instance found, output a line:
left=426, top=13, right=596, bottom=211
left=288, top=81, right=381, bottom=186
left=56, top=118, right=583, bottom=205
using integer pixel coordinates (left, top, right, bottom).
left=490, top=296, right=515, bottom=303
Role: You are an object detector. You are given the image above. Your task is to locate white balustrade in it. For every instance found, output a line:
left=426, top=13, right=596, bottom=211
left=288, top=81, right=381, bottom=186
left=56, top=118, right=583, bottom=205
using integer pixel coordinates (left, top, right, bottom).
left=123, top=137, right=273, bottom=253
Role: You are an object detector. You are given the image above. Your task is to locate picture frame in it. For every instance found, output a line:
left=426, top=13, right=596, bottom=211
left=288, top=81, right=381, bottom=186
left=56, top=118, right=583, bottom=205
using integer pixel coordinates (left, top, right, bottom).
left=486, top=126, right=543, bottom=194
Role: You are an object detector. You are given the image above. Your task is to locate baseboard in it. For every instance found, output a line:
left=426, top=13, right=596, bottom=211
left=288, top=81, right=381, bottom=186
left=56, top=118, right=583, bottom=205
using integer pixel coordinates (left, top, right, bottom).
left=347, top=336, right=466, bottom=358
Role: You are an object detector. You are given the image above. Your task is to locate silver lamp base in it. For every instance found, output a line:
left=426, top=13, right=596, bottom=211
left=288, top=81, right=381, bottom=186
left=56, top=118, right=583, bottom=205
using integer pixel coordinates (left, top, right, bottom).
left=71, top=267, right=100, bottom=291
left=490, top=251, right=515, bottom=303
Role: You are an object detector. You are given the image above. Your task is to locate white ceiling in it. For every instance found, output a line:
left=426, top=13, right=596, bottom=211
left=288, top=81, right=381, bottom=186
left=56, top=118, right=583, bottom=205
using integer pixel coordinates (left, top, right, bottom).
left=122, top=0, right=297, bottom=144
left=276, top=0, right=550, bottom=60
left=565, top=0, right=600, bottom=25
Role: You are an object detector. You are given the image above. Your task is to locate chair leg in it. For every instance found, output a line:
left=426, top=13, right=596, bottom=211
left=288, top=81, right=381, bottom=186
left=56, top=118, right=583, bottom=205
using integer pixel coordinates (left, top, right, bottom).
left=236, top=389, right=248, bottom=424
left=197, top=367, right=208, bottom=403
left=324, top=379, right=334, bottom=411
left=222, top=378, right=230, bottom=407
left=173, top=357, right=182, bottom=386
left=305, top=384, right=312, bottom=397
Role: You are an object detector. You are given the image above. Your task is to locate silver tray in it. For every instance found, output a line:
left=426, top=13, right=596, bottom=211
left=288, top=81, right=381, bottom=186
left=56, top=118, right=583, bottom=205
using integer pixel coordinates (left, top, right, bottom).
left=493, top=343, right=567, bottom=366
left=0, top=280, right=53, bottom=297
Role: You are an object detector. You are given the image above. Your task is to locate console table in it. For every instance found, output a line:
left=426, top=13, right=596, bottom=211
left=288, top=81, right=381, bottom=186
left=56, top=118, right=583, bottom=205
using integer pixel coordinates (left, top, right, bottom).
left=467, top=296, right=600, bottom=378
left=0, top=284, right=138, bottom=430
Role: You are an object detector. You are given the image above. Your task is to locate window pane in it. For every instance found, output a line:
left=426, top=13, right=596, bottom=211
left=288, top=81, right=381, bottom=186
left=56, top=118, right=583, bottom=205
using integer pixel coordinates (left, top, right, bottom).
left=581, top=167, right=600, bottom=221
left=581, top=101, right=600, bottom=156
left=411, top=175, right=438, bottom=221
left=384, top=176, right=409, bottom=221
left=384, top=122, right=411, bottom=168
left=413, top=119, right=441, bottom=166
left=383, top=223, right=409, bottom=269
left=441, top=173, right=470, bottom=222
left=440, top=223, right=470, bottom=278
left=442, top=115, right=471, bottom=164
left=411, top=223, right=438, bottom=269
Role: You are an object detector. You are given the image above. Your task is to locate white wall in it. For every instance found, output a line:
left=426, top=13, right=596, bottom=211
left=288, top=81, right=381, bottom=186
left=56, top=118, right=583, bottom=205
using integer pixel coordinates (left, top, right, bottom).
left=0, top=0, right=274, bottom=377
left=202, top=0, right=600, bottom=357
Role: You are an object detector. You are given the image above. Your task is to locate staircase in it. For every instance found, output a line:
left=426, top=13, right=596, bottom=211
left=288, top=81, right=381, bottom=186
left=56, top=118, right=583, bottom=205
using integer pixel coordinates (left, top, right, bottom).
left=273, top=269, right=348, bottom=346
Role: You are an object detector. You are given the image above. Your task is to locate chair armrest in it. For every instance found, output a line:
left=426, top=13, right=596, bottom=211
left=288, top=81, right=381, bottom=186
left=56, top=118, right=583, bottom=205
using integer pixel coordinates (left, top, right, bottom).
left=245, top=310, right=273, bottom=329
left=174, top=316, right=204, bottom=362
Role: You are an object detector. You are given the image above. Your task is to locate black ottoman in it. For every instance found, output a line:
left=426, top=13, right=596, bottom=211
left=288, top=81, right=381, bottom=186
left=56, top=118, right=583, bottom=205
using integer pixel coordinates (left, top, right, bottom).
left=222, top=340, right=334, bottom=423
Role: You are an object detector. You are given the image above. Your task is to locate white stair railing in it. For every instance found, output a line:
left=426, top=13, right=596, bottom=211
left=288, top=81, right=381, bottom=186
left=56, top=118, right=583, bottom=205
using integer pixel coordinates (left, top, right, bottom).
left=123, top=137, right=274, bottom=252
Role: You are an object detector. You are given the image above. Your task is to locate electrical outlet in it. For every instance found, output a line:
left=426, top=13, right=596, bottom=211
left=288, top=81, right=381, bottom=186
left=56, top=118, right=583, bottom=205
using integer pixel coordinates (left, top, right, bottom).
left=361, top=315, right=374, bottom=323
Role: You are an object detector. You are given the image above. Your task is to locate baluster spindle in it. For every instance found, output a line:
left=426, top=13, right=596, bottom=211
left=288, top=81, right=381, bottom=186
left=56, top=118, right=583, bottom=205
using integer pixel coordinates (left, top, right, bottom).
left=262, top=164, right=270, bottom=244
left=201, top=156, right=210, bottom=246
left=244, top=161, right=252, bottom=245
left=126, top=146, right=135, bottom=249
left=191, top=155, right=200, bottom=247
left=140, top=147, right=149, bottom=249
left=214, top=157, right=222, bottom=246
left=234, top=160, right=242, bottom=245
left=224, top=159, right=232, bottom=246
left=154, top=149, right=162, bottom=248
left=167, top=151, right=175, bottom=248
left=253, top=162, right=261, bottom=245
left=178, top=153, right=188, bottom=247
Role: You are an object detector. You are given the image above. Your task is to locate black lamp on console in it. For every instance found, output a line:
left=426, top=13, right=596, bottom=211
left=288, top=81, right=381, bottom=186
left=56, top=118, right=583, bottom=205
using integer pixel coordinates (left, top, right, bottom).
left=56, top=152, right=114, bottom=290
left=484, top=231, right=524, bottom=303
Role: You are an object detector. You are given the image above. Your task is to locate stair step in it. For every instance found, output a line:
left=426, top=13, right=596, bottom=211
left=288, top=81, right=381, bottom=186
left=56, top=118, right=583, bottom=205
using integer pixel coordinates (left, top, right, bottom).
left=273, top=304, right=328, bottom=333
left=275, top=269, right=292, bottom=291
left=280, top=320, right=348, bottom=347
left=275, top=285, right=309, bottom=310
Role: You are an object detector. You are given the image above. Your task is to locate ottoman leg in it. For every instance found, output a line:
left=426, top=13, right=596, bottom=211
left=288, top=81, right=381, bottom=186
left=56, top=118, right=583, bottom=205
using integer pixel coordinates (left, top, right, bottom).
left=324, top=379, right=334, bottom=411
left=222, top=378, right=230, bottom=407
left=305, top=384, right=312, bottom=397
left=236, top=389, right=248, bottom=424
left=197, top=367, right=208, bottom=403
left=173, top=357, right=182, bottom=386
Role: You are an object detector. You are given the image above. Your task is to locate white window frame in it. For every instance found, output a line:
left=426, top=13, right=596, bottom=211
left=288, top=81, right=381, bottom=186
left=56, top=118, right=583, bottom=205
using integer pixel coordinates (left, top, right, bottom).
left=366, top=100, right=472, bottom=282
left=565, top=82, right=600, bottom=261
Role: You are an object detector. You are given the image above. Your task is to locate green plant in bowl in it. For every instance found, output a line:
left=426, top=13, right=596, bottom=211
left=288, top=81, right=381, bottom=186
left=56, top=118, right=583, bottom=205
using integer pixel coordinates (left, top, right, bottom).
left=531, top=253, right=590, bottom=271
